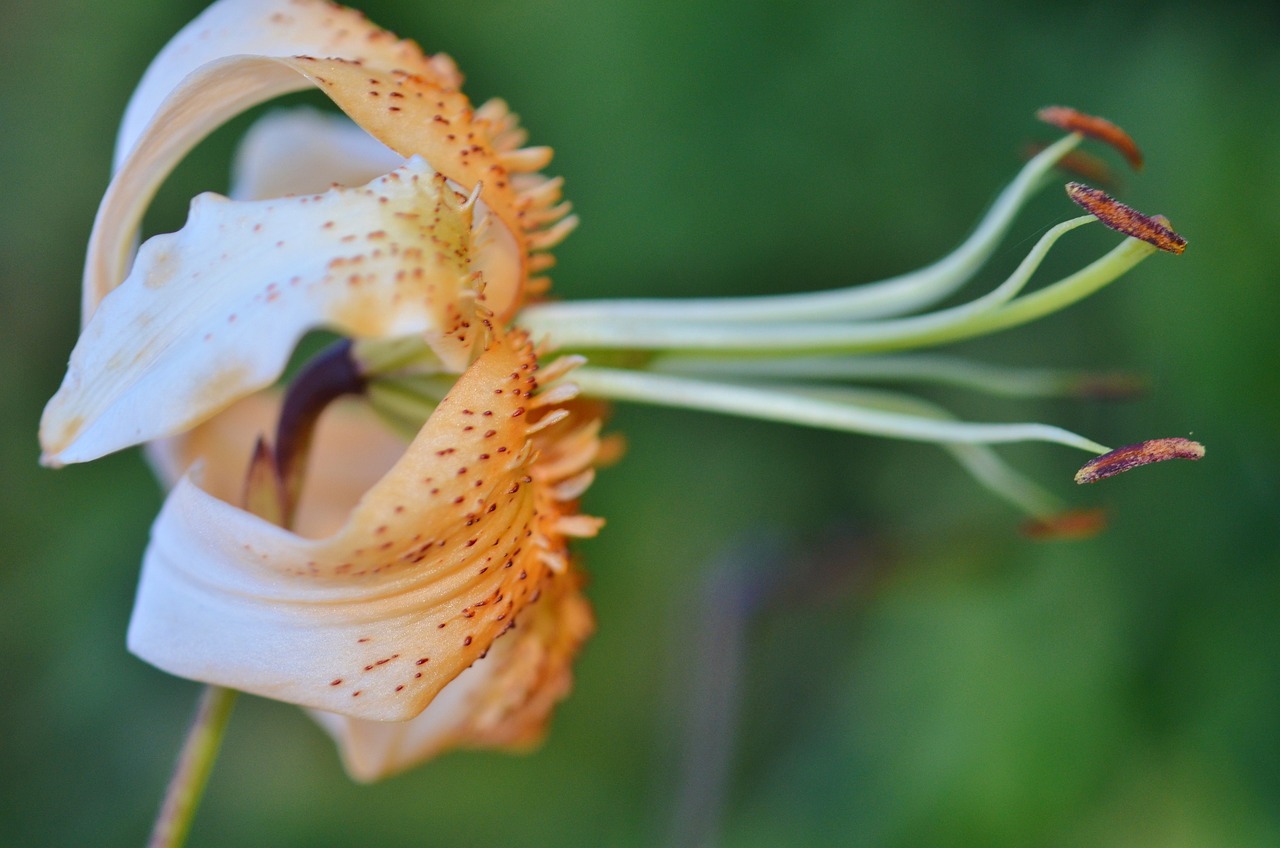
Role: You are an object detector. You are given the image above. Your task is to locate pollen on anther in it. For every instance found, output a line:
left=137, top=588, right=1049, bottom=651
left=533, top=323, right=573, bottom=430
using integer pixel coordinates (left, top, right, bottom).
left=1066, top=183, right=1187, bottom=254
left=1037, top=106, right=1144, bottom=170
left=1075, top=437, right=1205, bottom=484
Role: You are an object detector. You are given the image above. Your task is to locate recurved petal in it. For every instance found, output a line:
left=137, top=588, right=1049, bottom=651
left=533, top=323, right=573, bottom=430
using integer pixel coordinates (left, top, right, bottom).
left=269, top=57, right=575, bottom=321
left=311, top=570, right=594, bottom=781
left=43, top=158, right=506, bottom=466
left=126, top=331, right=597, bottom=723
left=86, top=0, right=459, bottom=317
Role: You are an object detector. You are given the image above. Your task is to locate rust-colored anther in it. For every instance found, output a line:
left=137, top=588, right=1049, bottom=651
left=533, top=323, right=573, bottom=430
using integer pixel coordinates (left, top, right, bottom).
left=1067, top=372, right=1148, bottom=402
left=1074, top=437, right=1205, bottom=485
left=1024, top=142, right=1118, bottom=188
left=1022, top=508, right=1108, bottom=540
left=1037, top=106, right=1144, bottom=170
left=1066, top=183, right=1187, bottom=254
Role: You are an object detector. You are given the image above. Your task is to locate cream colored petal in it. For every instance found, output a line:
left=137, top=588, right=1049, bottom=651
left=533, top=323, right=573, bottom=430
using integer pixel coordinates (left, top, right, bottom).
left=43, top=158, right=504, bottom=466
left=229, top=108, right=406, bottom=201
left=146, top=392, right=406, bottom=541
left=277, top=58, right=574, bottom=321
left=311, top=570, right=593, bottom=781
left=86, top=0, right=458, bottom=318
left=127, top=332, right=591, bottom=723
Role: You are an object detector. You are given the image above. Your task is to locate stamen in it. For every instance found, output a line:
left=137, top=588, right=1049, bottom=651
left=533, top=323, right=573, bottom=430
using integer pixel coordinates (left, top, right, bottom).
left=1022, top=509, right=1108, bottom=540
left=1066, top=183, right=1187, bottom=254
left=571, top=366, right=1110, bottom=454
left=1074, top=437, right=1205, bottom=484
left=653, top=354, right=1145, bottom=401
left=517, top=133, right=1085, bottom=325
left=1024, top=142, right=1118, bottom=188
left=1037, top=106, right=1144, bottom=170
left=523, top=220, right=1155, bottom=355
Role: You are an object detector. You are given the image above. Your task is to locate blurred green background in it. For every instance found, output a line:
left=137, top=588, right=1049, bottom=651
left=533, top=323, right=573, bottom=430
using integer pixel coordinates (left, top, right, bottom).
left=3, top=0, right=1279, bottom=845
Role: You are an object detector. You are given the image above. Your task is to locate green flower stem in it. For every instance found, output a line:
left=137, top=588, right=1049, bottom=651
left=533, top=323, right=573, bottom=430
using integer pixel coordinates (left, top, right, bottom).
left=518, top=133, right=1082, bottom=326
left=147, top=685, right=238, bottom=848
left=569, top=366, right=1111, bottom=454
left=519, top=230, right=1154, bottom=357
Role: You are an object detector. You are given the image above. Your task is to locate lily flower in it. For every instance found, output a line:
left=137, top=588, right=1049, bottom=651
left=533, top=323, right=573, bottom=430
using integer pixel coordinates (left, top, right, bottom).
left=40, top=0, right=1199, bottom=781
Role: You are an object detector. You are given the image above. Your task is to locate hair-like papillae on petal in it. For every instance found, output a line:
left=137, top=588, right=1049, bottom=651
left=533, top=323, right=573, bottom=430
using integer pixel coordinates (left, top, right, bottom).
left=42, top=159, right=495, bottom=466
left=277, top=56, right=577, bottom=315
left=127, top=330, right=603, bottom=724
left=87, top=0, right=573, bottom=325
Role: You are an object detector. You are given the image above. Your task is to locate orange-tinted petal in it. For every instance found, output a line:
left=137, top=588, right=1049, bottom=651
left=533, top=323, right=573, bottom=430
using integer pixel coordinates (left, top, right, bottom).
left=86, top=0, right=456, bottom=319
left=127, top=330, right=604, bottom=723
left=43, top=160, right=497, bottom=465
left=311, top=566, right=593, bottom=781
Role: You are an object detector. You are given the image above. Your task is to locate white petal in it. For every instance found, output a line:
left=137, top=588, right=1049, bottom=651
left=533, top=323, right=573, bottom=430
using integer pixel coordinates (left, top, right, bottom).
left=125, top=332, right=575, bottom=723
left=310, top=574, right=591, bottom=781
left=86, top=0, right=459, bottom=319
left=43, top=159, right=492, bottom=465
left=229, top=108, right=406, bottom=201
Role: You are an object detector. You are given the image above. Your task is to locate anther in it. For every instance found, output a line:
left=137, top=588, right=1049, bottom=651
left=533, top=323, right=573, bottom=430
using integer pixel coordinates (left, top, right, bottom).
left=1037, top=106, right=1144, bottom=170
left=1075, top=437, right=1205, bottom=485
left=1066, top=183, right=1187, bottom=254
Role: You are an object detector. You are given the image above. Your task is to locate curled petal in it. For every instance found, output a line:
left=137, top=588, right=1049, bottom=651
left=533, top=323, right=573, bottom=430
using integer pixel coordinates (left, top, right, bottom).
left=127, top=331, right=603, bottom=723
left=276, top=56, right=576, bottom=319
left=312, top=571, right=593, bottom=781
left=86, top=0, right=570, bottom=326
left=43, top=159, right=512, bottom=465
left=87, top=0, right=457, bottom=318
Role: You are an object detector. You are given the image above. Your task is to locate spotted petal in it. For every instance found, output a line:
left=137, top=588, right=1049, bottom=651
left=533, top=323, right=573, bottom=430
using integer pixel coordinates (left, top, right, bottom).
left=87, top=0, right=572, bottom=325
left=312, top=570, right=593, bottom=781
left=86, top=0, right=457, bottom=317
left=127, top=331, right=601, bottom=723
left=42, top=158, right=504, bottom=466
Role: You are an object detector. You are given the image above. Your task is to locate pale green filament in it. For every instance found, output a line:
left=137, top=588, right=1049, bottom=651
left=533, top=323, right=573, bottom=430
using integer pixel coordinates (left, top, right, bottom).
left=650, top=354, right=1118, bottom=400
left=519, top=132, right=1083, bottom=327
left=519, top=224, right=1154, bottom=356
left=782, top=384, right=1065, bottom=517
left=568, top=367, right=1110, bottom=454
